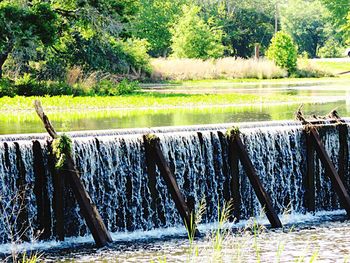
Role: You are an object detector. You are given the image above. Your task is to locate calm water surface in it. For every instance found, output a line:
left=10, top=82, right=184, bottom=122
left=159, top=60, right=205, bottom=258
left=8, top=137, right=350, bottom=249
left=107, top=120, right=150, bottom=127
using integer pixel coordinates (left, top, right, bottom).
left=1, top=80, right=350, bottom=134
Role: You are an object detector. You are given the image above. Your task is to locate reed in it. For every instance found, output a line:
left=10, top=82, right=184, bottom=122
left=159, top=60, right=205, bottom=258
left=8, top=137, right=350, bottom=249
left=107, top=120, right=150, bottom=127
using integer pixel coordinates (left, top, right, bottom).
left=161, top=203, right=330, bottom=263
left=151, top=57, right=288, bottom=81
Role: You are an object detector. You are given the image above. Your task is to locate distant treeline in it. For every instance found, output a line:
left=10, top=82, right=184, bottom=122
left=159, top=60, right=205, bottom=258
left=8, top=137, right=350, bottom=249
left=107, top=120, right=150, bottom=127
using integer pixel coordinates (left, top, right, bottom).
left=0, top=0, right=349, bottom=82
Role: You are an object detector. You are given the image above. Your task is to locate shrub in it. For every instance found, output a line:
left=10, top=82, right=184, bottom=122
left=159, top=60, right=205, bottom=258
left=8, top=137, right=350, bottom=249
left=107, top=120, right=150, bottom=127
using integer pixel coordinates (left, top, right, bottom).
left=116, top=79, right=140, bottom=95
left=0, top=78, right=16, bottom=97
left=93, top=79, right=140, bottom=96
left=14, top=73, right=41, bottom=96
left=317, top=38, right=344, bottom=58
left=109, top=38, right=151, bottom=75
left=266, top=32, right=298, bottom=74
left=171, top=5, right=224, bottom=59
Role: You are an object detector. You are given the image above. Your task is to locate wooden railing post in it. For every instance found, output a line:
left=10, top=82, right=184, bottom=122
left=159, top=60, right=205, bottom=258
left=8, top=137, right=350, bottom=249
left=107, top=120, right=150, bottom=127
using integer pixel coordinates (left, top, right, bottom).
left=227, top=128, right=282, bottom=228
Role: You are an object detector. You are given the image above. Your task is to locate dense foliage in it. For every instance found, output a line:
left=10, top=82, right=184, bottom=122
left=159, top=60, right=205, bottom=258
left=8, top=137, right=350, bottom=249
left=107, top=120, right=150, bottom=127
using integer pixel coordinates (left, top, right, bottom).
left=266, top=32, right=298, bottom=73
left=0, top=0, right=348, bottom=94
left=280, top=0, right=330, bottom=58
left=171, top=5, right=224, bottom=59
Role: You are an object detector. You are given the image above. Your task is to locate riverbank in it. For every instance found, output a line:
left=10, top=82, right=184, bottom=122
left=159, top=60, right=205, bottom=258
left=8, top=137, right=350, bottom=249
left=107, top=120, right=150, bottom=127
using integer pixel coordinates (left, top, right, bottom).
left=0, top=80, right=347, bottom=134
left=0, top=93, right=313, bottom=111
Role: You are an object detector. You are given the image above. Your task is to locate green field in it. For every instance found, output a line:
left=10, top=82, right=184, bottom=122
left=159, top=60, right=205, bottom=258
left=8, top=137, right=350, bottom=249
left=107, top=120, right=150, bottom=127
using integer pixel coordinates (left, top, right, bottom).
left=0, top=92, right=310, bottom=111
left=313, top=61, right=350, bottom=75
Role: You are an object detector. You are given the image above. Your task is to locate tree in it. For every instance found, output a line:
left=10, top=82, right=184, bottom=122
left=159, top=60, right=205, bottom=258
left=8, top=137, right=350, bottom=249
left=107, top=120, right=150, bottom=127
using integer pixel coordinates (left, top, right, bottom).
left=0, top=2, right=58, bottom=78
left=321, top=0, right=350, bottom=41
left=194, top=0, right=276, bottom=58
left=171, top=5, right=224, bottom=59
left=280, top=0, right=330, bottom=57
left=266, top=31, right=297, bottom=73
left=132, top=0, right=186, bottom=57
left=0, top=0, right=151, bottom=80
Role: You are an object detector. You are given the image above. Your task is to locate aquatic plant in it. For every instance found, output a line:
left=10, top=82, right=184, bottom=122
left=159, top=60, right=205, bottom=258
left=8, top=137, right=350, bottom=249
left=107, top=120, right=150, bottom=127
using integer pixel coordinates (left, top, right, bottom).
left=52, top=134, right=73, bottom=169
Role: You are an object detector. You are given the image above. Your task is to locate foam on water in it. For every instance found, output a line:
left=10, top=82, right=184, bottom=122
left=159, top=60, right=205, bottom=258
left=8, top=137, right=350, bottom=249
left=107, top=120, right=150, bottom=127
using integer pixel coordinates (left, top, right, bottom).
left=0, top=209, right=346, bottom=256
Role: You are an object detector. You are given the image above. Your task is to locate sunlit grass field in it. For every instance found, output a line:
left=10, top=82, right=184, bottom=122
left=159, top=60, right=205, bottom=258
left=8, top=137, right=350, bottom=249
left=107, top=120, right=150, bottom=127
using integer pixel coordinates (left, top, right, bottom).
left=0, top=92, right=308, bottom=111
left=312, top=60, right=350, bottom=75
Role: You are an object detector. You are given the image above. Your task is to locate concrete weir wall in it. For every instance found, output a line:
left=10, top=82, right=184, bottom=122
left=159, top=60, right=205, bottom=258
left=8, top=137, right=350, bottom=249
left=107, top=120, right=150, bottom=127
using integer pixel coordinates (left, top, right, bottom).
left=0, top=119, right=349, bottom=244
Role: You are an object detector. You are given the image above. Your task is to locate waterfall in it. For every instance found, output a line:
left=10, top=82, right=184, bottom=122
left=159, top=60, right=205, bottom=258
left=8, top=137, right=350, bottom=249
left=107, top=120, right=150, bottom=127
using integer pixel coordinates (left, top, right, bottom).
left=0, top=121, right=348, bottom=244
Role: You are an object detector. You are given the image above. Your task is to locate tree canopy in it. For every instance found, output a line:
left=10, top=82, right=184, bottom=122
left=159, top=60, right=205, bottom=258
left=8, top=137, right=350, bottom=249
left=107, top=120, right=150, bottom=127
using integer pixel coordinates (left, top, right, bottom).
left=0, top=0, right=348, bottom=83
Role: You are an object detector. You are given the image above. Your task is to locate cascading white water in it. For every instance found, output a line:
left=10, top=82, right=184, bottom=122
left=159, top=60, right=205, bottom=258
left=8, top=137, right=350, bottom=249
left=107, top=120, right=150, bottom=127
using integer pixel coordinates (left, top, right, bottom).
left=0, top=121, right=348, bottom=245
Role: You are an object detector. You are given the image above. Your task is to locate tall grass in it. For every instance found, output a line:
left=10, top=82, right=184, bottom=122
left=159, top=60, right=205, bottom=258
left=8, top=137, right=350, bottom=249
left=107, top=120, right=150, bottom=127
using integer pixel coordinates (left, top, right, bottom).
left=166, top=202, right=329, bottom=263
left=296, top=59, right=334, bottom=78
left=0, top=191, right=42, bottom=263
left=151, top=57, right=288, bottom=81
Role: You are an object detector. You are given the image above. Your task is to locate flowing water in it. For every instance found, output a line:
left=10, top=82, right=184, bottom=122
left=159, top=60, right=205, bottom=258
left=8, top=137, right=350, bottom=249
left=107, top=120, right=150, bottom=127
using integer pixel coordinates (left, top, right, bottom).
left=1, top=81, right=350, bottom=261
left=0, top=120, right=349, bottom=262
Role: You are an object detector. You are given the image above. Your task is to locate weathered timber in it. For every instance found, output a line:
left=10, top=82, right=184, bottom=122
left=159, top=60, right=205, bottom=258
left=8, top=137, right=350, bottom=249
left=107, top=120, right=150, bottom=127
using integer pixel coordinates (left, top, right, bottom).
left=146, top=134, right=197, bottom=235
left=217, top=131, right=231, bottom=205
left=143, top=135, right=165, bottom=227
left=228, top=130, right=282, bottom=228
left=226, top=131, right=241, bottom=221
left=63, top=154, right=113, bottom=246
left=3, top=142, right=10, bottom=169
left=33, top=140, right=52, bottom=240
left=309, top=127, right=350, bottom=216
left=338, top=124, right=349, bottom=184
left=46, top=141, right=65, bottom=241
left=304, top=131, right=316, bottom=212
left=14, top=142, right=30, bottom=241
left=34, top=100, right=112, bottom=247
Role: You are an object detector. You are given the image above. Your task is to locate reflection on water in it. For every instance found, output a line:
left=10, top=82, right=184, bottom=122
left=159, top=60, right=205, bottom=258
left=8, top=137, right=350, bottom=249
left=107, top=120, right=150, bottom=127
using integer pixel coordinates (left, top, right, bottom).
left=0, top=100, right=348, bottom=134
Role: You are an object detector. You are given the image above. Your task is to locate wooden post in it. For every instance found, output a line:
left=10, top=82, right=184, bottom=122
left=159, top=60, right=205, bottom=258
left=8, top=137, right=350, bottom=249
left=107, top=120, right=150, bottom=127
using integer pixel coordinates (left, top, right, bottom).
left=227, top=129, right=282, bottom=228
left=46, top=141, right=65, bottom=241
left=3, top=142, right=10, bottom=169
left=226, top=131, right=241, bottom=221
left=217, top=131, right=232, bottom=206
left=308, top=126, right=350, bottom=216
left=143, top=135, right=165, bottom=227
left=33, top=140, right=52, bottom=240
left=34, top=100, right=112, bottom=247
left=338, top=124, right=349, bottom=184
left=254, top=43, right=260, bottom=59
left=145, top=134, right=198, bottom=235
left=304, top=131, right=316, bottom=212
left=14, top=142, right=30, bottom=241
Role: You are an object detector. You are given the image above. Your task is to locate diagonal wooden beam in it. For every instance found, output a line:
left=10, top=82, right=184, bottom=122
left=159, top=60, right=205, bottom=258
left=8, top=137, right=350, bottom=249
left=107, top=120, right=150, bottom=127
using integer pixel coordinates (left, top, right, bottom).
left=145, top=134, right=198, bottom=235
left=34, top=100, right=112, bottom=247
left=228, top=129, right=282, bottom=228
left=308, top=127, right=350, bottom=216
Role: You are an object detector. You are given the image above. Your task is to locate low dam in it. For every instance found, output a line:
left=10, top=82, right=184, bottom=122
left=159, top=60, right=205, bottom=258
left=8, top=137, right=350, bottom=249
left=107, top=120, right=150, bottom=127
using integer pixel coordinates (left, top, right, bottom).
left=0, top=119, right=349, bottom=246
